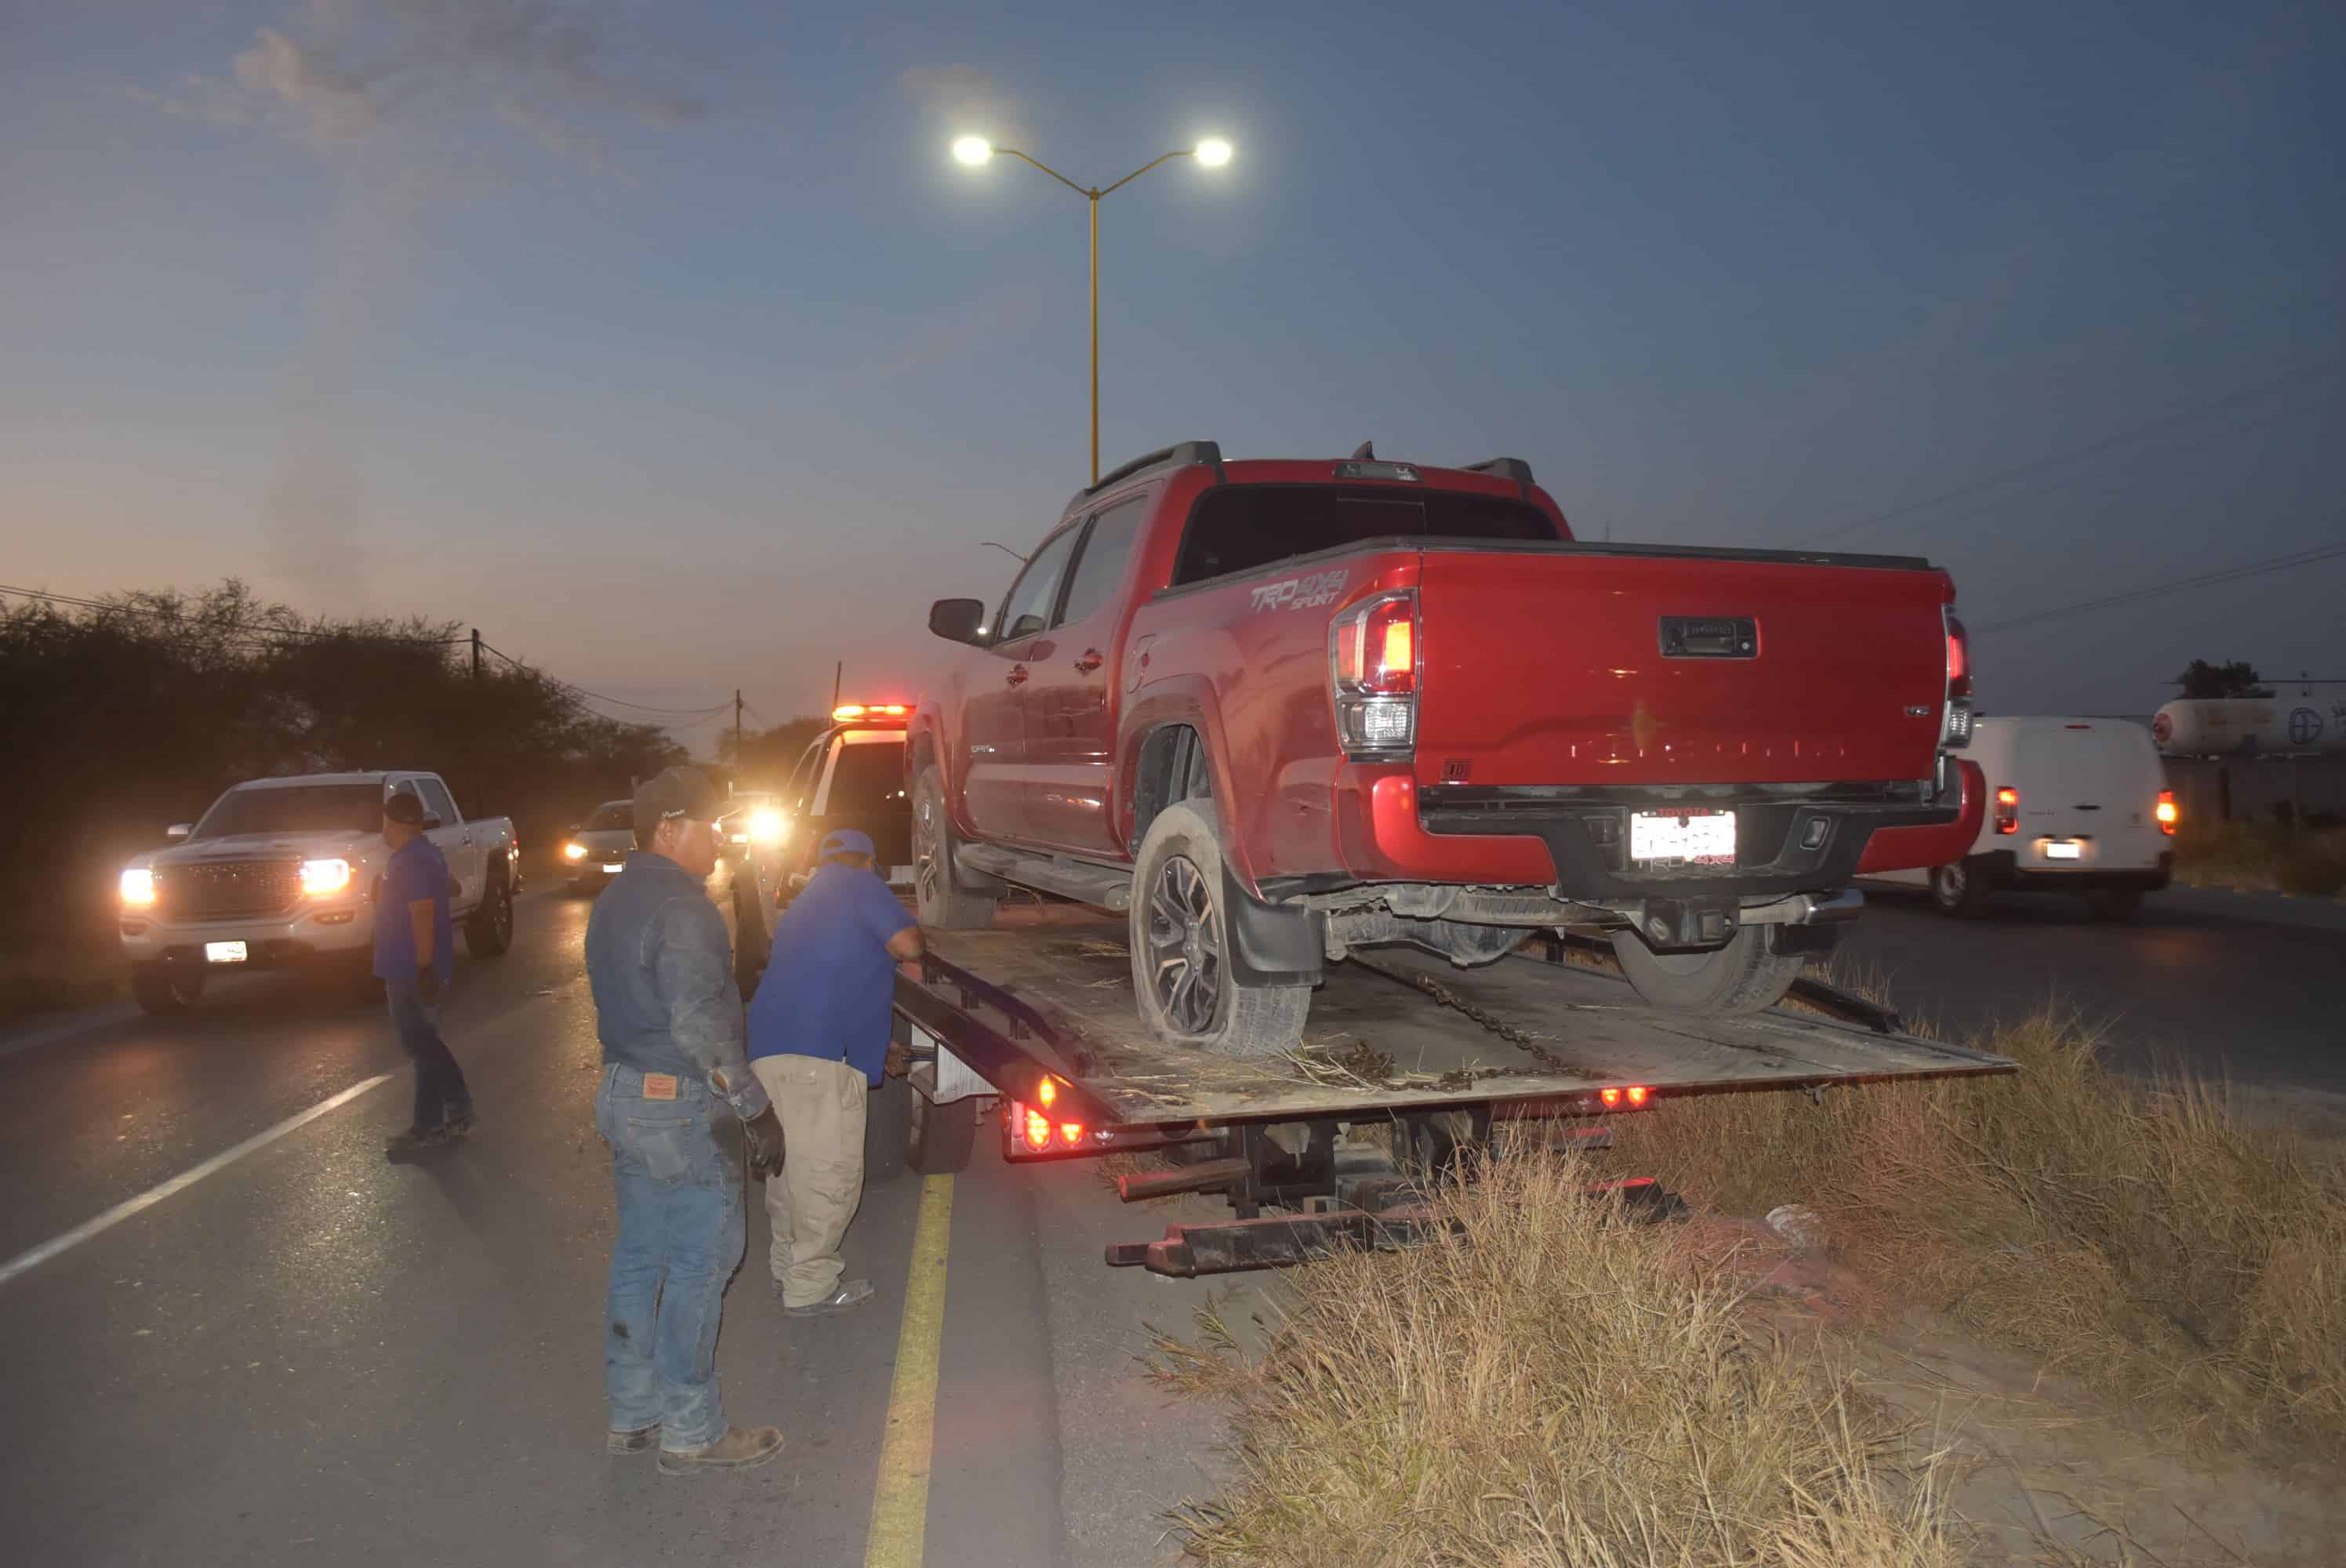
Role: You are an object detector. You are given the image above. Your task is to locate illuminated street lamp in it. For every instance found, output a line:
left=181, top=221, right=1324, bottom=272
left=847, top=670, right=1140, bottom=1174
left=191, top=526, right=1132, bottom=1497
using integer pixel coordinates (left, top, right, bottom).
left=951, top=136, right=1234, bottom=482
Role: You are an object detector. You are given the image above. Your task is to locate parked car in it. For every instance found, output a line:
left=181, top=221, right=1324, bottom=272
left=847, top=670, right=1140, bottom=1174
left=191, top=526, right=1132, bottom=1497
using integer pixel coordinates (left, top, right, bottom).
left=912, top=441, right=1983, bottom=1055
left=561, top=799, right=637, bottom=892
left=1865, top=716, right=2174, bottom=919
left=118, top=771, right=520, bottom=1015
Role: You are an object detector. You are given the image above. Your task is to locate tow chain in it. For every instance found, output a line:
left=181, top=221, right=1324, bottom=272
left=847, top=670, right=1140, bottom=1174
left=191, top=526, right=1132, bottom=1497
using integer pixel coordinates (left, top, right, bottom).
left=1350, top=954, right=1586, bottom=1076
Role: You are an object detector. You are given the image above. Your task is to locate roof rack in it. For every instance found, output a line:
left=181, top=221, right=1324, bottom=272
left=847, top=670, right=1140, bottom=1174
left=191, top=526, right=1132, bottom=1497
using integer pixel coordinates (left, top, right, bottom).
left=1064, top=441, right=1223, bottom=515
left=1462, top=456, right=1535, bottom=484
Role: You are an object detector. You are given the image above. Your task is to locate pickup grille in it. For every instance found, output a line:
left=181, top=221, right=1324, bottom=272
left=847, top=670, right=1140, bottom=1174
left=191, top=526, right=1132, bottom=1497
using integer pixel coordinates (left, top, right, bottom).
left=157, top=860, right=302, bottom=920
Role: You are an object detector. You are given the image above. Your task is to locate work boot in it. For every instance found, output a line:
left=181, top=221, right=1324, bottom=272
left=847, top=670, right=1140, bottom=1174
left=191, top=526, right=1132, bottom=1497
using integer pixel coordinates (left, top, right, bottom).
left=443, top=1109, right=476, bottom=1138
left=605, top=1423, right=659, bottom=1456
left=384, top=1125, right=450, bottom=1160
left=656, top=1425, right=785, bottom=1476
left=784, top=1279, right=874, bottom=1317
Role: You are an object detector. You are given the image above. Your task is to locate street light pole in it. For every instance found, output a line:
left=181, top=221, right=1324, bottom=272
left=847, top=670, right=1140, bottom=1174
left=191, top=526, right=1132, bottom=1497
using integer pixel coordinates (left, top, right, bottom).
left=953, top=137, right=1233, bottom=484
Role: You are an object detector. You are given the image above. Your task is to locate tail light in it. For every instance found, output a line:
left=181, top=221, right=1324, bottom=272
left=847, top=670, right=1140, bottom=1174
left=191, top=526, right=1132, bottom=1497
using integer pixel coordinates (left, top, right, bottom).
left=1008, top=1098, right=1088, bottom=1156
left=2155, top=790, right=2178, bottom=836
left=1941, top=609, right=1974, bottom=749
left=1330, top=590, right=1419, bottom=757
left=1994, top=786, right=2019, bottom=835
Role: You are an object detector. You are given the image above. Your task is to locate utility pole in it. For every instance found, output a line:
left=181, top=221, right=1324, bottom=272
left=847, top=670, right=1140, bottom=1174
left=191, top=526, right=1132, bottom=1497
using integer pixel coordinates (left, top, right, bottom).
left=832, top=661, right=843, bottom=714
left=470, top=627, right=482, bottom=681
left=733, top=688, right=743, bottom=772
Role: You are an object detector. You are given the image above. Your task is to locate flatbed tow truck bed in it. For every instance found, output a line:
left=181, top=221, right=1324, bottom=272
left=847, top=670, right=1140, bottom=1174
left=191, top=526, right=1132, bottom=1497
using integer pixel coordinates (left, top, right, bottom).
left=891, top=909, right=2014, bottom=1276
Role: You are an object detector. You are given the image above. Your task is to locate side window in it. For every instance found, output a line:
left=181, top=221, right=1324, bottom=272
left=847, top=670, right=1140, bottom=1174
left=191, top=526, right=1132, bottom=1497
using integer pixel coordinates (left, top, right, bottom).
left=786, top=739, right=827, bottom=812
left=1053, top=495, right=1148, bottom=629
left=993, top=526, right=1082, bottom=644
left=415, top=777, right=459, bottom=826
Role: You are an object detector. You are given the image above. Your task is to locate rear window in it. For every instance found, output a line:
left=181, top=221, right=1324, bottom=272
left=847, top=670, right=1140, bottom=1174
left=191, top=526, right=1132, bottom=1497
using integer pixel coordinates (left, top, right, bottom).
left=819, top=739, right=909, bottom=816
left=1172, top=484, right=1560, bottom=586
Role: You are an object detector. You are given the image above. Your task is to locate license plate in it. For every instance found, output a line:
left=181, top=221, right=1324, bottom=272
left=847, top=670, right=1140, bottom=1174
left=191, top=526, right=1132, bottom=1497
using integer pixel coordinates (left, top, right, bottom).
left=601, top=863, right=625, bottom=874
left=204, top=941, right=249, bottom=964
left=2043, top=840, right=2083, bottom=861
left=1629, top=809, right=1736, bottom=866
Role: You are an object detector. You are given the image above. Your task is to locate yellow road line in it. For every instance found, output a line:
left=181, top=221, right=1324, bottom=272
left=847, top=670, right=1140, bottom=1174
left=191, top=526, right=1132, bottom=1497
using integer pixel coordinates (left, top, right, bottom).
left=864, top=1173, right=955, bottom=1568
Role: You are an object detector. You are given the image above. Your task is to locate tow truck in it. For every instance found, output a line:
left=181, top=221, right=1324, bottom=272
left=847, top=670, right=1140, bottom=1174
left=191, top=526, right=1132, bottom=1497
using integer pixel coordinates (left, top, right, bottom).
left=735, top=706, right=2016, bottom=1279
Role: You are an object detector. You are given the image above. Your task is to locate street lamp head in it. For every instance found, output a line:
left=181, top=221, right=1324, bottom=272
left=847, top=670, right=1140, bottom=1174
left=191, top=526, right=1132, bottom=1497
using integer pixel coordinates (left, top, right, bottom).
left=951, top=136, right=994, bottom=167
left=1194, top=137, right=1233, bottom=169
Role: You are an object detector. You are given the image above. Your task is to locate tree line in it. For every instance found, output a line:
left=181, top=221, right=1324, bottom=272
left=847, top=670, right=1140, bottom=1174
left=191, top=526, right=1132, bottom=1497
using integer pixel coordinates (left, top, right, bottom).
left=1, top=580, right=703, bottom=938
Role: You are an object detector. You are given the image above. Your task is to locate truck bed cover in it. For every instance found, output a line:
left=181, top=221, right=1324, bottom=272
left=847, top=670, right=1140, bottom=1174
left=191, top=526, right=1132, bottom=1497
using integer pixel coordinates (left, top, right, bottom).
left=896, top=913, right=2013, bottom=1128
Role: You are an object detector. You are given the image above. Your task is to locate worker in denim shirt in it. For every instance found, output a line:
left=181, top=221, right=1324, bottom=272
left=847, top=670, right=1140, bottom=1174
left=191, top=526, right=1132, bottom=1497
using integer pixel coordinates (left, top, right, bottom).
left=584, top=766, right=787, bottom=1476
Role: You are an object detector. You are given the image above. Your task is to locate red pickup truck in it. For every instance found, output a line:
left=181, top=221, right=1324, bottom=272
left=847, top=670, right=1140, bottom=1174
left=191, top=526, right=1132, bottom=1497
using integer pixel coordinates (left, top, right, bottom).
left=913, top=442, right=1981, bottom=1056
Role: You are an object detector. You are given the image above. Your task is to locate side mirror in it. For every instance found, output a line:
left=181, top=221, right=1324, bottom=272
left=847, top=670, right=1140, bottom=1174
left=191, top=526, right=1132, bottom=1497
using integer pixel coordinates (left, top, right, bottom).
left=165, top=823, right=192, bottom=842
left=423, top=815, right=444, bottom=831
left=928, top=597, right=989, bottom=645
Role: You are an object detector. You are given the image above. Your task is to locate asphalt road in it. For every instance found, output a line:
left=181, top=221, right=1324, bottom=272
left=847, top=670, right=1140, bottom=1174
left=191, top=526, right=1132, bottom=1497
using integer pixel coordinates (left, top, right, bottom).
left=0, top=876, right=1251, bottom=1568
left=1, top=873, right=2333, bottom=1566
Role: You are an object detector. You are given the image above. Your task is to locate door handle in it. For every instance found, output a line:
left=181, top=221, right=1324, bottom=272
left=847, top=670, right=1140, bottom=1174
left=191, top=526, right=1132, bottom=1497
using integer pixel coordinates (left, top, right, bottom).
left=1073, top=648, right=1103, bottom=673
left=1006, top=665, right=1029, bottom=687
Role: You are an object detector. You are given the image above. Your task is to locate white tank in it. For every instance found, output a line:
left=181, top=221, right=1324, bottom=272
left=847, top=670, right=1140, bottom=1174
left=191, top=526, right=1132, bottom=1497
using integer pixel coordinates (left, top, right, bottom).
left=2152, top=697, right=2346, bottom=756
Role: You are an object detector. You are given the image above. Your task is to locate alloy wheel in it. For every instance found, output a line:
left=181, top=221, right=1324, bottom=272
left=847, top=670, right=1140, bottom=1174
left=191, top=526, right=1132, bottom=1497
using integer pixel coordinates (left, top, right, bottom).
left=1145, top=855, right=1223, bottom=1034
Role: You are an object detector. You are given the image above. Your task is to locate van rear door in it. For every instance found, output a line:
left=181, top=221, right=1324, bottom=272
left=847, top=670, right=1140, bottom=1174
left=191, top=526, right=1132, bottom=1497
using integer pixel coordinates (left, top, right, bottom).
left=2012, top=721, right=2167, bottom=871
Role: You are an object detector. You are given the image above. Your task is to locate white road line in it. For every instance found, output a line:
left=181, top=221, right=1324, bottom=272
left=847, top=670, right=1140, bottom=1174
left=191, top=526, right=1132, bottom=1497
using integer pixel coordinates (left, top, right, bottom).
left=0, top=1073, right=396, bottom=1289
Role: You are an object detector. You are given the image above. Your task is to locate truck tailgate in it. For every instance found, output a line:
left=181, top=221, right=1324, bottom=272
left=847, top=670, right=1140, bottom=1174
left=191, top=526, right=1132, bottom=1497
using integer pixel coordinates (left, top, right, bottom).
left=1414, top=543, right=1952, bottom=787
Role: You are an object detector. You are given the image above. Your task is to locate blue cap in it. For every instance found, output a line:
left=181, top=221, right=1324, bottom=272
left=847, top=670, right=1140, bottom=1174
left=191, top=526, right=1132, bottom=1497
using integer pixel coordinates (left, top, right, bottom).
left=818, top=829, right=877, bottom=860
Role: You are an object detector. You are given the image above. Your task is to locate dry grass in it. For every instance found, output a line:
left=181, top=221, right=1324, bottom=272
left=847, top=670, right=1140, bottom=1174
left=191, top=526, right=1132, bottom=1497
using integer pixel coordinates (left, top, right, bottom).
left=2172, top=819, right=2346, bottom=895
left=1611, top=1012, right=2346, bottom=1465
left=1157, top=1154, right=1961, bottom=1567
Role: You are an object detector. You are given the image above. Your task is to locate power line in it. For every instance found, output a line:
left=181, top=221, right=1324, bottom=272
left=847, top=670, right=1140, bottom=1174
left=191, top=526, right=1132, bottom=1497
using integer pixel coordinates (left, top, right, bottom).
left=478, top=641, right=731, bottom=718
left=1970, top=539, right=2346, bottom=636
left=1799, top=359, right=2344, bottom=544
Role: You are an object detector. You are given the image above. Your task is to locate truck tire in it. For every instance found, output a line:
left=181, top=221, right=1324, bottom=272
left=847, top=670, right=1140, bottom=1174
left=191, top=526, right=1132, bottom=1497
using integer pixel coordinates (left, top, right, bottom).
left=463, top=869, right=514, bottom=958
left=1929, top=861, right=1991, bottom=918
left=906, top=1087, right=978, bottom=1175
left=1129, top=800, right=1311, bottom=1058
left=913, top=766, right=998, bottom=930
left=1609, top=924, right=1803, bottom=1015
left=131, top=964, right=205, bottom=1017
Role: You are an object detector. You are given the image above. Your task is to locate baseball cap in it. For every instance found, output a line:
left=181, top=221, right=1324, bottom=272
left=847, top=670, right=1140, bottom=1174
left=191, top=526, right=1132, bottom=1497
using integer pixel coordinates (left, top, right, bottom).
left=633, top=766, right=724, bottom=841
left=382, top=790, right=427, bottom=826
left=819, top=829, right=877, bottom=861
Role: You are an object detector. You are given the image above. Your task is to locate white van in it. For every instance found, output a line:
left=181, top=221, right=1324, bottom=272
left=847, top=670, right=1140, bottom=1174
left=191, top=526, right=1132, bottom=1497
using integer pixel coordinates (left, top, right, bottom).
left=1866, top=717, right=2176, bottom=918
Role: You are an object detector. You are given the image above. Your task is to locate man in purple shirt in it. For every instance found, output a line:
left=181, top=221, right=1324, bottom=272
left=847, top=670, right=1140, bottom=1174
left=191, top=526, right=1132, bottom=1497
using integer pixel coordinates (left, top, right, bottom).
left=376, top=788, right=471, bottom=1159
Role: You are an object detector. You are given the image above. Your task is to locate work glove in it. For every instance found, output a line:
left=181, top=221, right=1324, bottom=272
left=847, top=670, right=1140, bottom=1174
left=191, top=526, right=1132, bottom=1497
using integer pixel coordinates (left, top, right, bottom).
left=743, top=1105, right=786, bottom=1179
left=883, top=1040, right=911, bottom=1080
left=417, top=969, right=442, bottom=1007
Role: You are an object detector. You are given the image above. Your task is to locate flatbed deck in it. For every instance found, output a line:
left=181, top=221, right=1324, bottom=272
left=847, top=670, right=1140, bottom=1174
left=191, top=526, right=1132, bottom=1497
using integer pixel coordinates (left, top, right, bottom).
left=895, top=914, right=2014, bottom=1129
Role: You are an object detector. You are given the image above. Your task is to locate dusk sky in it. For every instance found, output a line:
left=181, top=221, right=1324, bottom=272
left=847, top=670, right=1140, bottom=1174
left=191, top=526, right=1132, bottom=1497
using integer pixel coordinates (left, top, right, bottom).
left=7, top=0, right=2341, bottom=750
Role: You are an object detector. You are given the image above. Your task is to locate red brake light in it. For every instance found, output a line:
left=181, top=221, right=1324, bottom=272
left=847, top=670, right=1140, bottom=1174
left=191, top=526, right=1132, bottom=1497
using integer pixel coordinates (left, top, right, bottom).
left=1944, top=612, right=1971, bottom=701
left=1625, top=1085, right=1648, bottom=1107
left=1021, top=1105, right=1051, bottom=1150
left=1059, top=1122, right=1084, bottom=1145
left=1600, top=1087, right=1622, bottom=1107
left=1994, top=786, right=2019, bottom=835
left=2156, top=790, right=2178, bottom=835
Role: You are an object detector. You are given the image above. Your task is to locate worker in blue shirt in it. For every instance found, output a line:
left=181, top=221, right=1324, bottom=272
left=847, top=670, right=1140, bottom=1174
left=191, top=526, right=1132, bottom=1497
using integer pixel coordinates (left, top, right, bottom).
left=746, top=829, right=924, bottom=1315
left=376, top=788, right=471, bottom=1159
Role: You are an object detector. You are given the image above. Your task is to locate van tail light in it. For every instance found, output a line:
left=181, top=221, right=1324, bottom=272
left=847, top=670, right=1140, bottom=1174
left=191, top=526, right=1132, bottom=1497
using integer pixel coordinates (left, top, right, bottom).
left=2155, top=790, right=2178, bottom=836
left=1994, top=786, right=2019, bottom=835
left=1331, top=590, right=1419, bottom=757
left=1940, top=609, right=1974, bottom=749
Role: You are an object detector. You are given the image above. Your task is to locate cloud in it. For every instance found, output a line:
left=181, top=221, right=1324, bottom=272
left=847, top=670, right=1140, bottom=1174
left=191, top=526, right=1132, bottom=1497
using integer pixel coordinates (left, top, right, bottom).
left=897, top=62, right=1028, bottom=144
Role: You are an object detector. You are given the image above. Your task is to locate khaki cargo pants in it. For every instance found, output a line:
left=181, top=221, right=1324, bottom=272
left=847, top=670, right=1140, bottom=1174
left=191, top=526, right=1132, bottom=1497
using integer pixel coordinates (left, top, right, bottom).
left=748, top=1053, right=868, bottom=1308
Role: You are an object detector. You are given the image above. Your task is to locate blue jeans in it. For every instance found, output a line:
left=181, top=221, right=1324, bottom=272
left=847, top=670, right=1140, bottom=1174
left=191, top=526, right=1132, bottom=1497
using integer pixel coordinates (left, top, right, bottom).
left=386, top=981, right=470, bottom=1132
left=595, top=1063, right=743, bottom=1449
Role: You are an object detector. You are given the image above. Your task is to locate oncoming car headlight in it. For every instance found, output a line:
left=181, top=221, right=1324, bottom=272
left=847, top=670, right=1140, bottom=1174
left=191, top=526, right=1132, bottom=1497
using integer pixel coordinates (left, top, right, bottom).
left=300, top=858, right=353, bottom=896
left=563, top=841, right=587, bottom=861
left=120, top=867, right=156, bottom=906
left=748, top=807, right=786, bottom=844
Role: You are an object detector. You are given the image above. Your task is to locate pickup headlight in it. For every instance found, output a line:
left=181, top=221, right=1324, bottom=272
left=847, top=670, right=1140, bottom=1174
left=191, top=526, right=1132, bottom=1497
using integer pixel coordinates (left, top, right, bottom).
left=563, top=841, right=588, bottom=861
left=748, top=808, right=786, bottom=844
left=300, top=858, right=354, bottom=896
left=120, top=867, right=156, bottom=906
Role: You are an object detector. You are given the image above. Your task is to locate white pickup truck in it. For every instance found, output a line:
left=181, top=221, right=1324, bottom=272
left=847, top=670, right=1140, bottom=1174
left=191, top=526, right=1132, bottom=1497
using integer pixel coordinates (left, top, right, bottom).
left=117, top=771, right=521, bottom=1014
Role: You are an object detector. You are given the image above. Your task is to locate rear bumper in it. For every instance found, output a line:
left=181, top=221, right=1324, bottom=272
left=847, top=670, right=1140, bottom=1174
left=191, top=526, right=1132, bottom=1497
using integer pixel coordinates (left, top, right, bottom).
left=118, top=903, right=372, bottom=969
left=1970, top=849, right=2172, bottom=894
left=1326, top=761, right=1980, bottom=902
